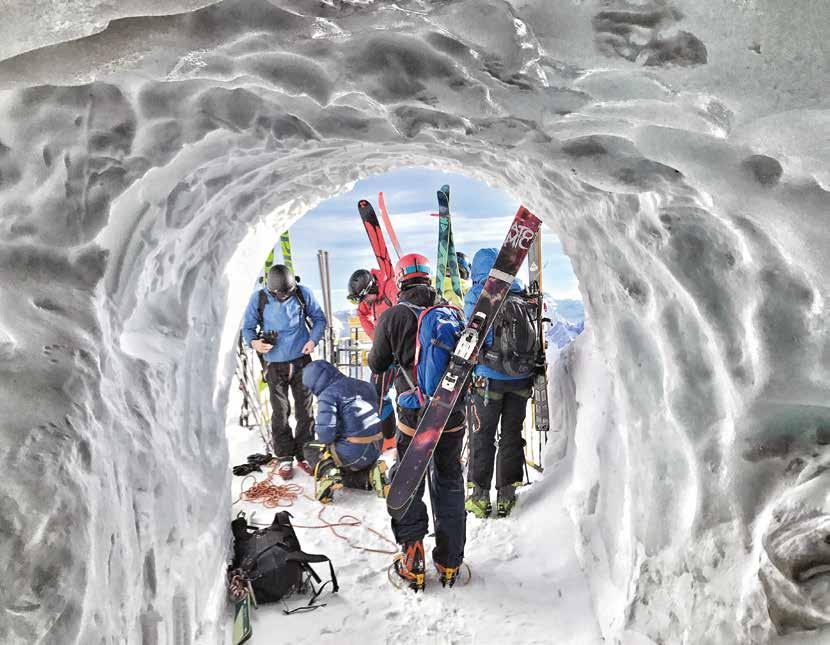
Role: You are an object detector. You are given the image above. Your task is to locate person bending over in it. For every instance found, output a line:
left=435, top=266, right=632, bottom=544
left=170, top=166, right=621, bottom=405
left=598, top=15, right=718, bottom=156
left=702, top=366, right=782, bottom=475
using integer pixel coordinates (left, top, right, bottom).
left=368, top=253, right=467, bottom=591
left=241, top=264, right=327, bottom=480
left=301, top=359, right=388, bottom=503
left=464, top=248, right=536, bottom=518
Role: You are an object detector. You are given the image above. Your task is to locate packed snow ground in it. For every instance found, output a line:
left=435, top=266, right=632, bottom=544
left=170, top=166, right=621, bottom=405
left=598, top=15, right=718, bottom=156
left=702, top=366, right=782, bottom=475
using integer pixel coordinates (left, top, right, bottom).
left=226, top=384, right=600, bottom=645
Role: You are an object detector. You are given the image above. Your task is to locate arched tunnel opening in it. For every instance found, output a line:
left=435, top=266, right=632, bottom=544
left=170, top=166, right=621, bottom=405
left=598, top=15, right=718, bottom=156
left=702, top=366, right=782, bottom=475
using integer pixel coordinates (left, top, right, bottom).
left=0, top=2, right=828, bottom=644
left=222, top=167, right=586, bottom=642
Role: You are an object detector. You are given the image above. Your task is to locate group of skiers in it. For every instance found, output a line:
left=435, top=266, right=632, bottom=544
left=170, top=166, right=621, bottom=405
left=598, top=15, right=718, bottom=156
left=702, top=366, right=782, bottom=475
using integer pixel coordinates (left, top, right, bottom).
left=241, top=213, right=539, bottom=592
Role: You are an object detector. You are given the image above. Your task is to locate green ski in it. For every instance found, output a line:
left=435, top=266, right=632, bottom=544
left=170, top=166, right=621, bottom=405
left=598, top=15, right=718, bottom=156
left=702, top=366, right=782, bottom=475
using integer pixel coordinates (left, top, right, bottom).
left=232, top=590, right=253, bottom=645
left=280, top=230, right=294, bottom=273
left=434, top=185, right=464, bottom=302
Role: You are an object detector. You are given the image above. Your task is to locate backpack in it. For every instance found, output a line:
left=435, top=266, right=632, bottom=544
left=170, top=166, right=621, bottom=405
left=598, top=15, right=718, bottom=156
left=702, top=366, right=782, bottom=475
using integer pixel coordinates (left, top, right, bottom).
left=257, top=287, right=311, bottom=332
left=229, top=511, right=338, bottom=612
left=479, top=291, right=540, bottom=377
left=397, top=304, right=466, bottom=408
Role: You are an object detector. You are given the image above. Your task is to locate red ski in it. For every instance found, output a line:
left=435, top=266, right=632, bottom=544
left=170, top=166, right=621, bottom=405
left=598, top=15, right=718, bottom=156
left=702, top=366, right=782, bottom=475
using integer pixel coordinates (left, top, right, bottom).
left=377, top=192, right=402, bottom=260
left=357, top=199, right=394, bottom=279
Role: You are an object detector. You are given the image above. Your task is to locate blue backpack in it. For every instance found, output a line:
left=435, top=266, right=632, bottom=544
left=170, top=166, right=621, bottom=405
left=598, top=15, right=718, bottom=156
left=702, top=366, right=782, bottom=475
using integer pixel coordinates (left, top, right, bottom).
left=397, top=304, right=466, bottom=409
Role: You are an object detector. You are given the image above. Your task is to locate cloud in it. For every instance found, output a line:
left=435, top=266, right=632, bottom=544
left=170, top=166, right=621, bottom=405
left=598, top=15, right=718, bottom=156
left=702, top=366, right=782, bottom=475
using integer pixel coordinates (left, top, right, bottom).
left=262, top=168, right=580, bottom=314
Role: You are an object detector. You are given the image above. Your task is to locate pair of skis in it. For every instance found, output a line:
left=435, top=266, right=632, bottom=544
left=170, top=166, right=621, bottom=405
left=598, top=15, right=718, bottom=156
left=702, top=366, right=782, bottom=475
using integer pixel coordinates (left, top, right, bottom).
left=316, top=249, right=337, bottom=364
left=357, top=193, right=402, bottom=271
left=387, top=206, right=542, bottom=519
left=527, top=232, right=551, bottom=436
left=432, top=185, right=464, bottom=303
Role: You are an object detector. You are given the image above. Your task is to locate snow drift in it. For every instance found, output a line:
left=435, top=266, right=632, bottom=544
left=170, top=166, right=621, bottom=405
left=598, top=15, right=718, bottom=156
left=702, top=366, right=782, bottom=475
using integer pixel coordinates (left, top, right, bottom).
left=0, top=1, right=827, bottom=643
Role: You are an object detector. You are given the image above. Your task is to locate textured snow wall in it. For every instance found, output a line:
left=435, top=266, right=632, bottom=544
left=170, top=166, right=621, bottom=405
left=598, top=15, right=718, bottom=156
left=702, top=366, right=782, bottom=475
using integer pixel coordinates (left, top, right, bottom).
left=0, top=1, right=828, bottom=643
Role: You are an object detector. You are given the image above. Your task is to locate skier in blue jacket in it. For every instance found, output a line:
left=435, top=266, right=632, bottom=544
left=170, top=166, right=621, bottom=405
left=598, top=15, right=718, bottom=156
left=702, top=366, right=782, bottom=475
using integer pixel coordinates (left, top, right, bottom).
left=241, top=264, right=327, bottom=480
left=301, top=360, right=388, bottom=503
left=463, top=248, right=536, bottom=518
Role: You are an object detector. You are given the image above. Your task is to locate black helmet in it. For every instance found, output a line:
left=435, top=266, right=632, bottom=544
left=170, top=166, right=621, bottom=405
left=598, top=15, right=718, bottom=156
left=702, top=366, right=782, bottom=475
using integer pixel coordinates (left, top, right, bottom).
left=267, top=264, right=296, bottom=300
left=347, top=269, right=377, bottom=304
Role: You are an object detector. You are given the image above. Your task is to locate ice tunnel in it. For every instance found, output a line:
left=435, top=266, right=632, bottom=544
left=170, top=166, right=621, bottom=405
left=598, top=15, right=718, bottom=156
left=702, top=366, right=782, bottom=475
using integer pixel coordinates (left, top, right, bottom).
left=0, top=1, right=828, bottom=643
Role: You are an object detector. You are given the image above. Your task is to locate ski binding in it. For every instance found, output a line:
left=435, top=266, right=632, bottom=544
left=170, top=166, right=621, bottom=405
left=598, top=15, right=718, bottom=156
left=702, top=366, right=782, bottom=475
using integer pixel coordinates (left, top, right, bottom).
left=440, top=312, right=486, bottom=391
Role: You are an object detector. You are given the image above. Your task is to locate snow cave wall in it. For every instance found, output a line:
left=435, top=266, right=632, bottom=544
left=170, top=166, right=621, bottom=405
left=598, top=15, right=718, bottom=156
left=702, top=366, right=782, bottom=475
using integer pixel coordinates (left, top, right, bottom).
left=0, top=1, right=828, bottom=643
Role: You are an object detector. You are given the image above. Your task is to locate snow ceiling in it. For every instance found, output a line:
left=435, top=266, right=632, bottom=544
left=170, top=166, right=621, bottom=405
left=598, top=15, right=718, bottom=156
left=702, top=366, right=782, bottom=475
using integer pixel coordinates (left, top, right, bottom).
left=0, top=1, right=828, bottom=643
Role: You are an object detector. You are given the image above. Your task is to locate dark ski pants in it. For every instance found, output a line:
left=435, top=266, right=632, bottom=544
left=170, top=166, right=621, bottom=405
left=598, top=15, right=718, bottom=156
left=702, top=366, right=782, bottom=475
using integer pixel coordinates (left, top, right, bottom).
left=391, top=408, right=466, bottom=568
left=469, top=389, right=529, bottom=491
left=302, top=442, right=373, bottom=490
left=266, top=356, right=314, bottom=462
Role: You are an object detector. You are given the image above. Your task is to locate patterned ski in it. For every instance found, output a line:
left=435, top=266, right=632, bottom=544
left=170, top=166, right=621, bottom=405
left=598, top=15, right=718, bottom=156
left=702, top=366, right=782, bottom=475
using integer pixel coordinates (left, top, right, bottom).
left=527, top=231, right=550, bottom=433
left=357, top=199, right=395, bottom=279
left=433, top=185, right=464, bottom=301
left=280, top=231, right=294, bottom=273
left=387, top=206, right=542, bottom=519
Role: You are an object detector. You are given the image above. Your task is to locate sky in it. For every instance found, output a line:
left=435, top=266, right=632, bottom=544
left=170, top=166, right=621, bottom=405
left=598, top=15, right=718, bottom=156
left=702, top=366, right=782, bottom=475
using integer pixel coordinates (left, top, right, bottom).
left=269, top=167, right=581, bottom=313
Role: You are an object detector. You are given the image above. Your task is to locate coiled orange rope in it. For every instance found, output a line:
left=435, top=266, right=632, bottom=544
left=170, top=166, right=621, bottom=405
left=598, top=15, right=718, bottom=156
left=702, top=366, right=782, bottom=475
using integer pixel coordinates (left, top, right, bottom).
left=232, top=462, right=398, bottom=555
left=234, top=462, right=303, bottom=507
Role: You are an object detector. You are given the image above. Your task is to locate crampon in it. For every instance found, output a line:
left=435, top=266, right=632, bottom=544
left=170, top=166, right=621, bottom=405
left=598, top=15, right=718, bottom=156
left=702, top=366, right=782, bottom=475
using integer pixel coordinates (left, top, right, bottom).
left=388, top=541, right=425, bottom=592
left=435, top=562, right=473, bottom=588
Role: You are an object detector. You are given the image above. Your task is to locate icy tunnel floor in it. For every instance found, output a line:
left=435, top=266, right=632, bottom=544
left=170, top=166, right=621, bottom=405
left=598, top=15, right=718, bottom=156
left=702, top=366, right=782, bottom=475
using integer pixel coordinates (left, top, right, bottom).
left=226, top=416, right=600, bottom=644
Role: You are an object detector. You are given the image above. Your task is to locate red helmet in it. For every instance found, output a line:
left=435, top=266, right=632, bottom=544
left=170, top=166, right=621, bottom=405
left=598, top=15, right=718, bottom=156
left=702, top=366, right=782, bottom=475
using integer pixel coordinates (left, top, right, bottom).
left=394, top=253, right=432, bottom=286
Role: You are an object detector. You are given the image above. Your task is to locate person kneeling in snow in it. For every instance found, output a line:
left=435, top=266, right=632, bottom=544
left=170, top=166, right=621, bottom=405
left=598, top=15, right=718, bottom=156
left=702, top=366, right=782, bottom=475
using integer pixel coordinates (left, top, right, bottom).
left=301, top=360, right=388, bottom=504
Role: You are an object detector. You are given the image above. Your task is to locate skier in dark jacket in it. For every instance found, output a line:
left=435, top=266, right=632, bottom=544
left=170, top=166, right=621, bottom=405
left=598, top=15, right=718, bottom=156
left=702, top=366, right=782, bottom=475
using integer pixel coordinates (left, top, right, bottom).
left=241, top=264, right=327, bottom=480
left=368, top=253, right=466, bottom=591
left=463, top=248, right=534, bottom=518
left=301, top=360, right=388, bottom=503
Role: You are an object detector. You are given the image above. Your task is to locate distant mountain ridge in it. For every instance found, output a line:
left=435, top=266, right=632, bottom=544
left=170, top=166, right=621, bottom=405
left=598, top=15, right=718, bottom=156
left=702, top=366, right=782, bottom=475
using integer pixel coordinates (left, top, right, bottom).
left=333, top=297, right=586, bottom=349
left=545, top=297, right=585, bottom=350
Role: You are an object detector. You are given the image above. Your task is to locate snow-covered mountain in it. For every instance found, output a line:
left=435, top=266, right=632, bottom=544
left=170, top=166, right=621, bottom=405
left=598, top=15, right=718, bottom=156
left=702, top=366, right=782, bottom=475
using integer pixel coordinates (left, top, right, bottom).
left=549, top=298, right=584, bottom=325
left=545, top=296, right=585, bottom=350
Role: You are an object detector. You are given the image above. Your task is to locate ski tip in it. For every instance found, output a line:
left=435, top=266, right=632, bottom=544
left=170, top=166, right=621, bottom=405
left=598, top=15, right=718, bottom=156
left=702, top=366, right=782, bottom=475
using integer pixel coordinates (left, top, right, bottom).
left=517, top=205, right=538, bottom=219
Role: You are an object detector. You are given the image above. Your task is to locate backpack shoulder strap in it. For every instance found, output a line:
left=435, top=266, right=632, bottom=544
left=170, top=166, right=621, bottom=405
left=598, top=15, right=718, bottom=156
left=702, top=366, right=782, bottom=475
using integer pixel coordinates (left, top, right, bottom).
left=257, top=289, right=268, bottom=325
left=294, top=287, right=312, bottom=331
left=285, top=551, right=340, bottom=593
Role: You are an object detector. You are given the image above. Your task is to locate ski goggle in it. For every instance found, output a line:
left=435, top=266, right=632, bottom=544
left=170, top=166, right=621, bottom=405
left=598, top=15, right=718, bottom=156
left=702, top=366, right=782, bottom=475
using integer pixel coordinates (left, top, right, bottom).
left=400, top=263, right=431, bottom=277
left=347, top=282, right=375, bottom=304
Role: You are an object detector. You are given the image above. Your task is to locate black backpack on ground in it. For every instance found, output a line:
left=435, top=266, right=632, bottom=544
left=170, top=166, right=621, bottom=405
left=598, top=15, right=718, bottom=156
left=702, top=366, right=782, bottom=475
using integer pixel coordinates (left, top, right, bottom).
left=230, top=511, right=338, bottom=612
left=479, top=291, right=540, bottom=377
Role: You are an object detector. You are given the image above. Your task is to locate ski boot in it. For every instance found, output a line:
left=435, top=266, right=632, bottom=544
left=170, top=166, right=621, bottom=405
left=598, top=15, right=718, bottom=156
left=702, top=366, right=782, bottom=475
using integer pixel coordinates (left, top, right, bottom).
left=369, top=461, right=389, bottom=499
left=496, top=484, right=519, bottom=518
left=465, top=484, right=492, bottom=519
left=277, top=461, right=294, bottom=480
left=314, top=454, right=343, bottom=504
left=435, top=562, right=462, bottom=588
left=392, top=541, right=426, bottom=592
left=296, top=459, right=314, bottom=476
left=315, top=470, right=343, bottom=504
